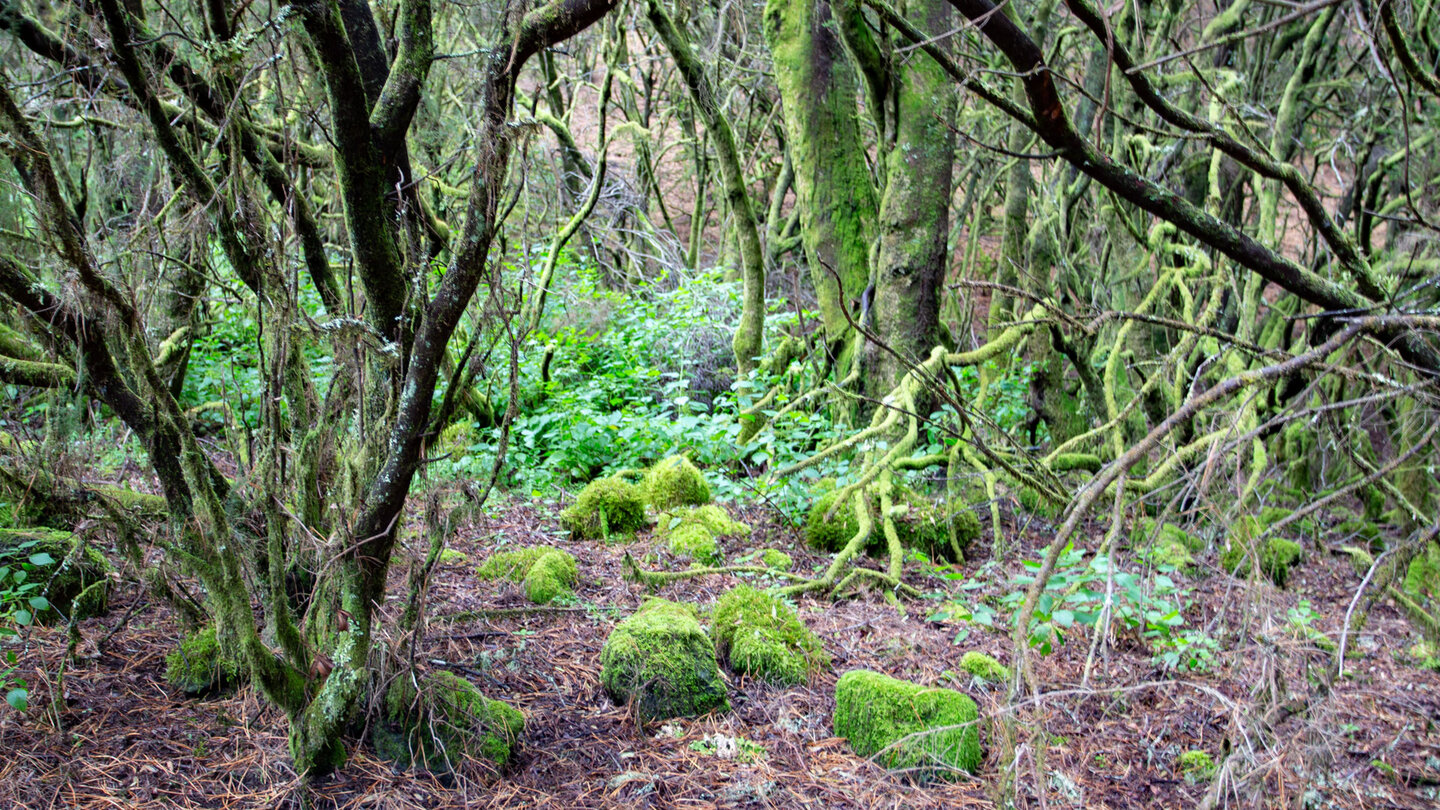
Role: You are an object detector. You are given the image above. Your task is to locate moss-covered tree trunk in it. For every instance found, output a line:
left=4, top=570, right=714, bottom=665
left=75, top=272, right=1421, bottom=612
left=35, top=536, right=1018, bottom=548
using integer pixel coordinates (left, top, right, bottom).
left=647, top=0, right=767, bottom=374
left=762, top=0, right=877, bottom=363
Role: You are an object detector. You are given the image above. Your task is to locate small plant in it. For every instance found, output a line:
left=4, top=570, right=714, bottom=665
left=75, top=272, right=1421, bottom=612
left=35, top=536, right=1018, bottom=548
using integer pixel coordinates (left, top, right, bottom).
left=0, top=537, right=61, bottom=711
left=688, top=733, right=766, bottom=762
left=1178, top=749, right=1217, bottom=782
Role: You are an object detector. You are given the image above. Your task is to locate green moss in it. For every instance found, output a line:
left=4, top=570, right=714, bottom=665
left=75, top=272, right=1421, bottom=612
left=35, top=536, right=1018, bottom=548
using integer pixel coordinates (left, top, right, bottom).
left=165, top=626, right=244, bottom=695
left=599, top=598, right=728, bottom=721
left=1178, top=749, right=1216, bottom=782
left=804, top=487, right=977, bottom=560
left=0, top=527, right=111, bottom=620
left=667, top=524, right=720, bottom=564
left=1017, top=486, right=1061, bottom=520
left=560, top=477, right=648, bottom=540
left=655, top=504, right=748, bottom=539
left=832, top=669, right=981, bottom=779
left=1403, top=541, right=1440, bottom=607
left=1221, top=520, right=1304, bottom=587
left=643, top=456, right=711, bottom=510
left=760, top=549, right=793, bottom=571
left=522, top=550, right=577, bottom=604
left=438, top=548, right=468, bottom=565
left=958, top=651, right=1009, bottom=683
left=1278, top=422, right=1315, bottom=491
left=373, top=669, right=524, bottom=771
left=1334, top=518, right=1383, bottom=551
left=712, top=585, right=828, bottom=686
left=476, top=546, right=563, bottom=582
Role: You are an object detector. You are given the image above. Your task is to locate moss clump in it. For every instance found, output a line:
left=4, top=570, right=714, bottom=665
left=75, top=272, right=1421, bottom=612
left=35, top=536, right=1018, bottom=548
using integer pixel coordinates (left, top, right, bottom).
left=476, top=546, right=564, bottom=582
left=600, top=598, right=728, bottom=721
left=712, top=585, right=828, bottom=686
left=760, top=549, right=793, bottom=571
left=1132, top=518, right=1204, bottom=572
left=655, top=504, right=748, bottom=563
left=1178, top=749, right=1217, bottom=782
left=438, top=548, right=468, bottom=565
left=643, top=456, right=711, bottom=510
left=832, top=669, right=981, bottom=779
left=958, top=651, right=1009, bottom=683
left=373, top=670, right=524, bottom=771
left=1402, top=541, right=1439, bottom=607
left=0, top=528, right=111, bottom=620
left=1221, top=519, right=1304, bottom=587
left=1017, top=486, right=1061, bottom=519
left=165, top=626, right=244, bottom=695
left=522, top=550, right=578, bottom=604
left=561, top=477, right=648, bottom=540
left=476, top=546, right=576, bottom=604
left=804, top=487, right=979, bottom=560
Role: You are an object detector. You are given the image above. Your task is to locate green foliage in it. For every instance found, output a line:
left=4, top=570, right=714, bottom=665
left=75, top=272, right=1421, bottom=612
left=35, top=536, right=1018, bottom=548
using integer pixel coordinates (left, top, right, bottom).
left=958, top=651, right=1009, bottom=683
left=476, top=546, right=564, bottom=582
left=373, top=669, right=524, bottom=771
left=600, top=598, right=728, bottom=722
left=656, top=504, right=748, bottom=564
left=1403, top=541, right=1440, bottom=607
left=165, top=626, right=244, bottom=695
left=643, top=455, right=711, bottom=510
left=1131, top=518, right=1204, bottom=572
left=0, top=528, right=111, bottom=621
left=560, top=477, right=648, bottom=540
left=804, top=485, right=978, bottom=560
left=712, top=585, right=829, bottom=685
left=832, top=669, right=981, bottom=779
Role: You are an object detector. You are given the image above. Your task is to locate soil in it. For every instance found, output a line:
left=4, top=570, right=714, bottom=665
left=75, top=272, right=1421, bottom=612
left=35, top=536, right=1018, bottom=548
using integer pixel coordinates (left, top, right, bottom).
left=1, top=491, right=1438, bottom=809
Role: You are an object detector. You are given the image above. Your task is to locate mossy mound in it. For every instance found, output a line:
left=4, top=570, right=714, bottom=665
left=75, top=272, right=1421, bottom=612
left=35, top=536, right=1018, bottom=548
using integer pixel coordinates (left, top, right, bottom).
left=1017, top=486, right=1061, bottom=520
left=560, top=477, right=648, bottom=540
left=164, top=626, right=245, bottom=695
left=712, top=585, right=828, bottom=686
left=1221, top=518, right=1304, bottom=587
left=476, top=546, right=577, bottom=604
left=373, top=669, right=524, bottom=772
left=523, top=550, right=577, bottom=604
left=958, top=651, right=1009, bottom=684
left=760, top=549, right=793, bottom=571
left=643, top=455, right=711, bottom=511
left=804, top=487, right=979, bottom=561
left=1131, top=518, right=1204, bottom=571
left=832, top=669, right=981, bottom=779
left=1403, top=540, right=1440, bottom=607
left=1334, top=518, right=1383, bottom=551
left=600, top=598, right=728, bottom=721
left=655, top=504, right=748, bottom=564
left=0, top=528, right=111, bottom=620
left=438, top=548, right=469, bottom=565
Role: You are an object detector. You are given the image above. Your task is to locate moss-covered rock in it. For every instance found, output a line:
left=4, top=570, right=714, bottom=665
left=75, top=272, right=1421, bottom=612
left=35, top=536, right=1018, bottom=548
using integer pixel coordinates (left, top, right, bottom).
left=476, top=546, right=577, bottom=604
left=560, top=477, right=648, bottom=540
left=372, top=669, right=524, bottom=771
left=1131, top=518, right=1204, bottom=571
left=600, top=598, right=728, bottom=721
left=655, top=504, right=748, bottom=564
left=522, top=550, right=578, bottom=605
left=804, top=487, right=979, bottom=561
left=1221, top=519, right=1304, bottom=587
left=165, top=626, right=244, bottom=695
left=760, top=548, right=793, bottom=571
left=0, top=527, right=111, bottom=620
left=712, top=585, right=828, bottom=686
left=832, top=669, right=981, bottom=779
left=438, top=548, right=469, bottom=565
left=643, top=456, right=711, bottom=510
left=958, top=651, right=1009, bottom=684
left=1334, top=518, right=1383, bottom=552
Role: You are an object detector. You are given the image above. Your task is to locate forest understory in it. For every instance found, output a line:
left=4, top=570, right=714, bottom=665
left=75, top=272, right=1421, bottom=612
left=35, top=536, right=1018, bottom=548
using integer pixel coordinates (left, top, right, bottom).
left=1, top=482, right=1437, bottom=810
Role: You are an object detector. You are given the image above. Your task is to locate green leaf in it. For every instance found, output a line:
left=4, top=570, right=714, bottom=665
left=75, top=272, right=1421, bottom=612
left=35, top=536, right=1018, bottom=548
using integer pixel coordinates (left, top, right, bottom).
left=5, top=688, right=27, bottom=711
left=27, top=596, right=49, bottom=612
left=12, top=610, right=31, bottom=627
left=27, top=553, right=54, bottom=567
left=1052, top=609, right=1075, bottom=628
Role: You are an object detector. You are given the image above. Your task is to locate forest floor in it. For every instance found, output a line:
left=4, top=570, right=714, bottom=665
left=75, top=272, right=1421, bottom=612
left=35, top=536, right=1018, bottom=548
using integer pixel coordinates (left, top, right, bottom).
left=1, top=488, right=1439, bottom=809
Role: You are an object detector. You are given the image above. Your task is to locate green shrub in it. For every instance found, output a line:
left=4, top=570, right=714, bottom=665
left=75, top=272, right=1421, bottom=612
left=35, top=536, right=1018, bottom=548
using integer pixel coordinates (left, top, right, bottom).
left=643, top=455, right=711, bottom=510
left=165, top=626, right=244, bottom=695
left=832, top=669, right=981, bottom=779
left=712, top=585, right=828, bottom=685
left=599, top=598, right=728, bottom=721
left=372, top=669, right=524, bottom=771
left=560, top=477, right=647, bottom=539
left=958, top=651, right=1008, bottom=683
